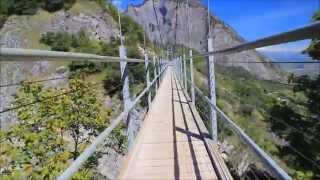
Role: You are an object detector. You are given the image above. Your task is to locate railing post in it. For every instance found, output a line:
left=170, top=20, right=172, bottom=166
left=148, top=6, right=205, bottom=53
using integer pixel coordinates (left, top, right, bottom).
left=183, top=53, right=187, bottom=89
left=119, top=45, right=133, bottom=148
left=153, top=56, right=158, bottom=90
left=207, top=38, right=217, bottom=142
left=160, top=58, right=162, bottom=73
left=161, top=57, right=164, bottom=80
left=157, top=57, right=160, bottom=87
left=144, top=52, right=151, bottom=109
left=189, top=49, right=195, bottom=105
left=161, top=58, right=163, bottom=72
left=179, top=56, right=183, bottom=83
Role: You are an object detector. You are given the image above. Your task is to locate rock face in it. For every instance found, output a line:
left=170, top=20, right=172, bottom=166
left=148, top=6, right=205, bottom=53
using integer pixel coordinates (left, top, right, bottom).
left=126, top=0, right=282, bottom=80
left=45, top=10, right=118, bottom=42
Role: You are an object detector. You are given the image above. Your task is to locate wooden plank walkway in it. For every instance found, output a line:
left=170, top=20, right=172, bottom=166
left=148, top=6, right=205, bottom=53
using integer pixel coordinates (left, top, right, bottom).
left=119, top=67, right=232, bottom=180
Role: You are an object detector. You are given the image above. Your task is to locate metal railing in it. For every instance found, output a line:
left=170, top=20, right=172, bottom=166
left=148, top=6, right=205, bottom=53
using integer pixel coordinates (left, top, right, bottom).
left=58, top=65, right=167, bottom=180
left=0, top=48, right=144, bottom=63
left=171, top=21, right=320, bottom=180
left=188, top=22, right=320, bottom=59
left=1, top=19, right=318, bottom=180
left=186, top=79, right=290, bottom=179
left=1, top=46, right=168, bottom=179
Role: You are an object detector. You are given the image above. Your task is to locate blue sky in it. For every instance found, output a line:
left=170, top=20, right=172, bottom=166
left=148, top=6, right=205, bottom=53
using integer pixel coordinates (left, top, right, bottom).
left=114, top=0, right=319, bottom=53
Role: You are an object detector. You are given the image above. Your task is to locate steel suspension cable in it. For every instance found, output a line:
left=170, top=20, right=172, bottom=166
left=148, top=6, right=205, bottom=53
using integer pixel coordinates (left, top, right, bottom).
left=152, top=0, right=164, bottom=48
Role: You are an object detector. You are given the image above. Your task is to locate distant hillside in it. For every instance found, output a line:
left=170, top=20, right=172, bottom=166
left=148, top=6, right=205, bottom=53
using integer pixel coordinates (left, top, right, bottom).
left=260, top=50, right=320, bottom=77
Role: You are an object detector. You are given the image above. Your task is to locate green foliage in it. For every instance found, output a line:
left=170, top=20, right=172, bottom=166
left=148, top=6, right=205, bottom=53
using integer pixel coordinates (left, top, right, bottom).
left=40, top=31, right=73, bottom=51
left=42, top=0, right=76, bottom=12
left=270, top=75, right=320, bottom=178
left=193, top=57, right=304, bottom=175
left=0, top=0, right=39, bottom=16
left=127, top=45, right=142, bottom=59
left=303, top=10, right=320, bottom=60
left=312, top=11, right=320, bottom=21
left=1, top=0, right=75, bottom=15
left=121, top=15, right=145, bottom=45
left=103, top=63, right=122, bottom=96
left=40, top=31, right=110, bottom=74
left=303, top=40, right=320, bottom=61
left=294, top=171, right=314, bottom=180
left=0, top=77, right=107, bottom=179
left=93, top=0, right=118, bottom=21
left=100, top=36, right=120, bottom=56
left=0, top=0, right=75, bottom=27
left=39, top=30, right=146, bottom=101
left=40, top=30, right=103, bottom=53
left=107, top=123, right=128, bottom=154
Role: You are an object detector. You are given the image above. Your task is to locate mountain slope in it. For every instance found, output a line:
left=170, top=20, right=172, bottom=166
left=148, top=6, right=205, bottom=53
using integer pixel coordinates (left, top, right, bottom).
left=0, top=1, right=128, bottom=178
left=0, top=0, right=119, bottom=129
left=126, top=0, right=282, bottom=80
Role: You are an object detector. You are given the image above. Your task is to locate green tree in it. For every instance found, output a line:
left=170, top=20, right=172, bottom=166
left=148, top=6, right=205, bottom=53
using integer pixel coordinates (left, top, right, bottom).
left=0, top=0, right=75, bottom=28
left=303, top=10, right=320, bottom=60
left=270, top=75, right=320, bottom=178
left=0, top=77, right=107, bottom=179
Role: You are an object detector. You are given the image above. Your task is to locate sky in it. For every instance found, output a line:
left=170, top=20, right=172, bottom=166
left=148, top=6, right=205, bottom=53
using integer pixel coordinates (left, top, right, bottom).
left=114, top=0, right=319, bottom=54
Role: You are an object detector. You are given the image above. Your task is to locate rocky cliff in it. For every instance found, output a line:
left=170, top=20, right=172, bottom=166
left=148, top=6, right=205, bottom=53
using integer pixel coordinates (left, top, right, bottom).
left=126, top=0, right=282, bottom=80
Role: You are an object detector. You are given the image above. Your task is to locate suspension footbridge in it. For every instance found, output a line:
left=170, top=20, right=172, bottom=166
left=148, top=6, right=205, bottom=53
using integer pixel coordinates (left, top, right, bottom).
left=1, top=1, right=320, bottom=178
left=119, top=68, right=231, bottom=179
left=1, top=22, right=319, bottom=180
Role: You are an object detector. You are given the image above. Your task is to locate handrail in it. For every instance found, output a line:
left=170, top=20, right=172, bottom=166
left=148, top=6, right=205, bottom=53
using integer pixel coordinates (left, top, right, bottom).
left=0, top=48, right=144, bottom=63
left=185, top=78, right=291, bottom=180
left=57, top=65, right=167, bottom=180
left=183, top=22, right=320, bottom=60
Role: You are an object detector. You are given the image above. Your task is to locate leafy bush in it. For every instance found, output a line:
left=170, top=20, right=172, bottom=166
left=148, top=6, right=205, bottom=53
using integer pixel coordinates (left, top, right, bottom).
left=0, top=0, right=75, bottom=16
left=121, top=15, right=144, bottom=45
left=103, top=63, right=122, bottom=96
left=99, top=37, right=120, bottom=56
left=0, top=0, right=75, bottom=28
left=0, top=77, right=107, bottom=179
left=0, top=15, right=6, bottom=28
left=42, top=0, right=75, bottom=12
left=127, top=45, right=142, bottom=59
left=40, top=31, right=73, bottom=51
left=40, top=31, right=110, bottom=73
left=303, top=10, right=320, bottom=60
left=69, top=61, right=103, bottom=74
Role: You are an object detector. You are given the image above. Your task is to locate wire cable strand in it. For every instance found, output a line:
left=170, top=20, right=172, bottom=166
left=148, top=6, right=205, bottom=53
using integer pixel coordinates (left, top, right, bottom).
left=0, top=76, right=69, bottom=88
left=286, top=144, right=320, bottom=170
left=152, top=0, right=164, bottom=48
left=0, top=81, right=119, bottom=114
